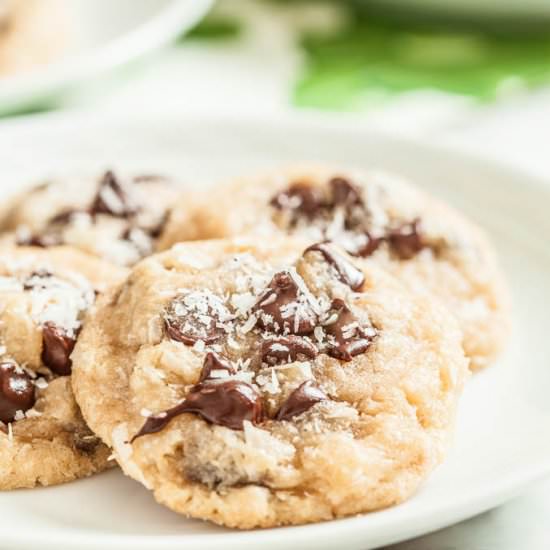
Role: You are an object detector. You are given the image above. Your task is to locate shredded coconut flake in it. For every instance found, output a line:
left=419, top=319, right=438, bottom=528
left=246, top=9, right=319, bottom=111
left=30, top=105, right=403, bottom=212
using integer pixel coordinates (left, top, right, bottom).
left=192, top=339, right=206, bottom=353
left=34, top=377, right=48, bottom=390
left=239, top=313, right=257, bottom=334
left=287, top=267, right=321, bottom=314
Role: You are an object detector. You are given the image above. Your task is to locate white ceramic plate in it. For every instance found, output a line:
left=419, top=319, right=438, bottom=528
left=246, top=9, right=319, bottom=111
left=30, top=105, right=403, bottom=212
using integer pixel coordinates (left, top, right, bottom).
left=0, top=113, right=549, bottom=550
left=0, top=0, right=212, bottom=115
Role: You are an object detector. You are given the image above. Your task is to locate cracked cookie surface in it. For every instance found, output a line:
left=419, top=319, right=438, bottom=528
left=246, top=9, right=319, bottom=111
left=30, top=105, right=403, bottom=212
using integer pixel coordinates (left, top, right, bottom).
left=72, top=237, right=468, bottom=528
left=0, top=247, right=126, bottom=489
left=1, top=170, right=179, bottom=266
left=160, top=166, right=510, bottom=370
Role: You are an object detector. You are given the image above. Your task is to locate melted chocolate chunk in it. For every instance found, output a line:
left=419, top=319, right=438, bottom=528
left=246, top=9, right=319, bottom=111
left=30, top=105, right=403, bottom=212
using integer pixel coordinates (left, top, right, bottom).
left=16, top=231, right=62, bottom=248
left=254, top=271, right=317, bottom=335
left=324, top=299, right=375, bottom=361
left=22, top=269, right=53, bottom=290
left=90, top=171, right=138, bottom=218
left=73, top=431, right=101, bottom=454
left=304, top=242, right=365, bottom=291
left=270, top=183, right=322, bottom=220
left=0, top=362, right=35, bottom=423
left=330, top=177, right=362, bottom=207
left=121, top=226, right=153, bottom=257
left=41, top=322, right=76, bottom=376
left=147, top=211, right=169, bottom=239
left=16, top=209, right=91, bottom=249
left=132, top=380, right=263, bottom=440
left=355, top=232, right=384, bottom=258
left=276, top=380, right=327, bottom=421
left=48, top=208, right=89, bottom=226
left=164, top=294, right=231, bottom=346
left=388, top=219, right=425, bottom=260
left=199, top=353, right=236, bottom=382
left=261, top=335, right=318, bottom=366
left=122, top=212, right=168, bottom=245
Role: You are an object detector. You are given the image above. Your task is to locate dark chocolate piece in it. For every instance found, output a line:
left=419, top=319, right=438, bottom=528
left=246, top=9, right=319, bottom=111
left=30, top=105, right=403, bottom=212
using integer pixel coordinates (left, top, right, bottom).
left=41, top=322, right=76, bottom=376
left=261, top=335, right=318, bottom=365
left=0, top=362, right=35, bottom=423
left=388, top=219, right=425, bottom=260
left=132, top=380, right=263, bottom=440
left=330, top=177, right=362, bottom=207
left=276, top=380, right=327, bottom=421
left=270, top=183, right=322, bottom=220
left=324, top=299, right=375, bottom=361
left=90, top=170, right=138, bottom=218
left=254, top=271, right=317, bottom=335
left=22, top=269, right=53, bottom=290
left=16, top=231, right=62, bottom=248
left=354, top=232, right=384, bottom=258
left=199, top=353, right=236, bottom=382
left=73, top=431, right=101, bottom=454
left=48, top=209, right=89, bottom=226
left=164, top=295, right=230, bottom=346
left=304, top=242, right=365, bottom=291
left=147, top=211, right=169, bottom=239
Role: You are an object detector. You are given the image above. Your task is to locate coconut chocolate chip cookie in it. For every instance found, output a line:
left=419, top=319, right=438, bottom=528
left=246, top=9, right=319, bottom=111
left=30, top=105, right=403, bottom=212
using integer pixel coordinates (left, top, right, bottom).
left=0, top=0, right=69, bottom=76
left=159, top=166, right=510, bottom=370
left=0, top=170, right=179, bottom=267
left=0, top=247, right=126, bottom=489
left=72, top=237, right=468, bottom=528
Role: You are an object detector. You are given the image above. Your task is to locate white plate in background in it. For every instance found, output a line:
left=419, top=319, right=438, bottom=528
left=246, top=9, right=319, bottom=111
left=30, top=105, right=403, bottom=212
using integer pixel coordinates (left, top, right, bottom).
left=0, top=113, right=549, bottom=549
left=0, top=0, right=212, bottom=115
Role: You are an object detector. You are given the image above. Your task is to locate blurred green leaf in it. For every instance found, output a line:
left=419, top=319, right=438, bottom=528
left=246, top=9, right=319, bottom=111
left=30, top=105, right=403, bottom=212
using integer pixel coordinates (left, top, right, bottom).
left=295, top=8, right=550, bottom=109
left=183, top=16, right=241, bottom=41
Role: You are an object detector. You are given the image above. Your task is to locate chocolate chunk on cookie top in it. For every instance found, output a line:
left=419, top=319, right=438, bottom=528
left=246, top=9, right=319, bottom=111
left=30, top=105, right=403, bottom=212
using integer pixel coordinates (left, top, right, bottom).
left=304, top=242, right=365, bottom=290
left=261, top=336, right=318, bottom=365
left=3, top=170, right=180, bottom=266
left=164, top=291, right=233, bottom=345
left=72, top=238, right=468, bottom=529
left=41, top=322, right=77, bottom=376
left=270, top=182, right=323, bottom=221
left=253, top=270, right=318, bottom=335
left=134, top=380, right=264, bottom=438
left=0, top=247, right=125, bottom=490
left=0, top=362, right=35, bottom=424
left=276, top=380, right=327, bottom=421
left=90, top=170, right=139, bottom=218
left=324, top=299, right=376, bottom=361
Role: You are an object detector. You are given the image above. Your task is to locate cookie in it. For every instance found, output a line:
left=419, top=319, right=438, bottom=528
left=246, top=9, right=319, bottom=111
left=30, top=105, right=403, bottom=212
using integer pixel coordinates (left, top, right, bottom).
left=160, top=166, right=510, bottom=369
left=72, top=238, right=468, bottom=528
left=1, top=170, right=180, bottom=266
left=0, top=0, right=68, bottom=76
left=0, top=246, right=126, bottom=489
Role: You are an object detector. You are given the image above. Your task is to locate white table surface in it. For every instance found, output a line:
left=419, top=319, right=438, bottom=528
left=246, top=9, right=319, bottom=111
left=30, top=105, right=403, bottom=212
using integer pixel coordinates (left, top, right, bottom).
left=15, top=1, right=550, bottom=547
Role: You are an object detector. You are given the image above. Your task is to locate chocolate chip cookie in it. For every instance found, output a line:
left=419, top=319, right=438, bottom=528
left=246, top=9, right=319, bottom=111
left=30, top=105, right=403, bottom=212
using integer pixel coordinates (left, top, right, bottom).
left=0, top=171, right=179, bottom=266
left=0, top=246, right=126, bottom=489
left=159, top=166, right=510, bottom=370
left=72, top=238, right=468, bottom=528
left=0, top=0, right=68, bottom=76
